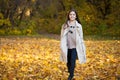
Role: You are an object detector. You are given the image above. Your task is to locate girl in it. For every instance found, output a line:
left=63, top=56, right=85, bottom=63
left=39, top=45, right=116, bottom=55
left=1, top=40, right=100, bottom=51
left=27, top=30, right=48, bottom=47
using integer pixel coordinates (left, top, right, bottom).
left=60, top=9, right=86, bottom=80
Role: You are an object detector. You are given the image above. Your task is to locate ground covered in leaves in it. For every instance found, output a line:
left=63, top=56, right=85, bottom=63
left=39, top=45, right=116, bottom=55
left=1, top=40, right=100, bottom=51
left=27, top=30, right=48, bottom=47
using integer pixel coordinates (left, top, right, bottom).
left=0, top=36, right=120, bottom=80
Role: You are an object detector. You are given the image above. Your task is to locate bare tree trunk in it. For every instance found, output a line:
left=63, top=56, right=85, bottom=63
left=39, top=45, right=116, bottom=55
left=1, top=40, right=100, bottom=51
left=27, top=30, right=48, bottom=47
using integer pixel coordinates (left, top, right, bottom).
left=17, top=7, right=26, bottom=26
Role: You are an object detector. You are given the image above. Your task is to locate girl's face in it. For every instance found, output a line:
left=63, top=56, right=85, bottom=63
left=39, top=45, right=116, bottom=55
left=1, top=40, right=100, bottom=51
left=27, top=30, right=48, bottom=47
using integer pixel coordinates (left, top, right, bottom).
left=69, top=11, right=76, bottom=21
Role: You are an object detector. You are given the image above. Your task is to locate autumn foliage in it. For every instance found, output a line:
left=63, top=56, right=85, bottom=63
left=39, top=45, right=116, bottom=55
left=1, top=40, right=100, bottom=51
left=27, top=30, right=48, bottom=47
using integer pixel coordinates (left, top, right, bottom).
left=0, top=36, right=120, bottom=80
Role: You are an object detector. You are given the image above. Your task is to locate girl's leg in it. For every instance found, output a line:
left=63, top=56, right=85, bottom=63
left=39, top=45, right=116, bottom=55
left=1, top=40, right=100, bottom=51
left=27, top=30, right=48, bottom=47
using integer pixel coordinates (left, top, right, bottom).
left=67, top=49, right=72, bottom=73
left=69, top=48, right=77, bottom=77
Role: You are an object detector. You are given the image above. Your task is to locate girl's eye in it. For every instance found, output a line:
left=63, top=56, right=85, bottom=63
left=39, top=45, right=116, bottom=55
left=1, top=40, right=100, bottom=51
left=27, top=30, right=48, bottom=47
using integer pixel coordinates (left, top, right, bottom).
left=69, top=14, right=76, bottom=16
left=70, top=14, right=75, bottom=15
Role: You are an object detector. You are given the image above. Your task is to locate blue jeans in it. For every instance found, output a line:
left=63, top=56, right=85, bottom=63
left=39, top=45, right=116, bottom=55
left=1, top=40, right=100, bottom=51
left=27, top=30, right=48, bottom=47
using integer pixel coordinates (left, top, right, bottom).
left=67, top=48, right=77, bottom=77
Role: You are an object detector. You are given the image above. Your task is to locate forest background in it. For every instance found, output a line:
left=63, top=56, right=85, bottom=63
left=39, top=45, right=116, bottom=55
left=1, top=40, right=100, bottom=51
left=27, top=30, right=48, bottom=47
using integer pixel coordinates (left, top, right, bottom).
left=0, top=0, right=120, bottom=37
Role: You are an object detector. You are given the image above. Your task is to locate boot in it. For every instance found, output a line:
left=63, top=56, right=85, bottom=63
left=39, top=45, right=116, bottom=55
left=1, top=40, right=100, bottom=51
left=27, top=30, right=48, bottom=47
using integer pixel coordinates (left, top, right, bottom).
left=68, top=75, right=73, bottom=80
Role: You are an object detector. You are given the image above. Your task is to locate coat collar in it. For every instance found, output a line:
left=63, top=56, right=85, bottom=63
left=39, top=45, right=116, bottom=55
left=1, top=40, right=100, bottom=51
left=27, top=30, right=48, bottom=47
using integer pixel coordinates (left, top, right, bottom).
left=67, top=20, right=81, bottom=28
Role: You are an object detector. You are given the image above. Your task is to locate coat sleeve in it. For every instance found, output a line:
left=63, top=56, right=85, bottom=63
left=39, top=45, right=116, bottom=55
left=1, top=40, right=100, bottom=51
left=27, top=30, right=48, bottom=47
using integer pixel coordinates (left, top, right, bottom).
left=79, top=24, right=86, bottom=60
left=77, top=24, right=84, bottom=42
left=60, top=24, right=65, bottom=38
left=80, top=25, right=83, bottom=39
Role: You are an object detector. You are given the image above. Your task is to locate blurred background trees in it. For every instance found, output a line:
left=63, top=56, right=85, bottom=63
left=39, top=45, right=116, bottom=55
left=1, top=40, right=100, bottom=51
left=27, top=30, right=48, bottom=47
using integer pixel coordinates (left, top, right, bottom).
left=0, top=0, right=120, bottom=36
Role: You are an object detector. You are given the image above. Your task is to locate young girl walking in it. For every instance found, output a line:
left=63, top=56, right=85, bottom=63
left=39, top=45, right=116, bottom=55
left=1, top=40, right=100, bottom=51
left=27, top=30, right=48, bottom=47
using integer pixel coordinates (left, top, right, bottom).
left=60, top=9, right=86, bottom=80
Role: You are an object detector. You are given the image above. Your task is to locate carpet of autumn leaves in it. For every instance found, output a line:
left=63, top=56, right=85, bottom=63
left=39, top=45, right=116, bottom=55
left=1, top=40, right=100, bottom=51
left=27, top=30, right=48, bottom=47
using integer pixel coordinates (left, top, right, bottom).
left=0, top=36, right=120, bottom=80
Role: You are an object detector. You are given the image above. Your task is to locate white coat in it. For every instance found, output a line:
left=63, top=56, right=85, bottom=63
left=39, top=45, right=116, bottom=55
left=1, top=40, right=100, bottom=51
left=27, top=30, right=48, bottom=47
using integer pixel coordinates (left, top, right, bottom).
left=60, top=21, right=86, bottom=64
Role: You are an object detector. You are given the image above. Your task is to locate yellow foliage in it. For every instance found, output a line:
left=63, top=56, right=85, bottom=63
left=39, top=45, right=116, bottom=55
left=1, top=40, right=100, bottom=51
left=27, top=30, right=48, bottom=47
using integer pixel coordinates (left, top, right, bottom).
left=0, top=37, right=120, bottom=80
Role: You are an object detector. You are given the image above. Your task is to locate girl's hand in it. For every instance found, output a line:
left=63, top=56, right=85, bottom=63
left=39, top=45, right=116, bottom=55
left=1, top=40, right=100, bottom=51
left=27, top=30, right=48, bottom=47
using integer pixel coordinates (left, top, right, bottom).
left=63, top=25, right=68, bottom=30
